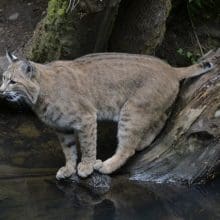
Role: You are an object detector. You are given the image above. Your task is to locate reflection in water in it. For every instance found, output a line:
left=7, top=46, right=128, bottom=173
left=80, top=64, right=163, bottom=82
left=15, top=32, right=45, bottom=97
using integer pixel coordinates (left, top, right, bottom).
left=0, top=176, right=220, bottom=220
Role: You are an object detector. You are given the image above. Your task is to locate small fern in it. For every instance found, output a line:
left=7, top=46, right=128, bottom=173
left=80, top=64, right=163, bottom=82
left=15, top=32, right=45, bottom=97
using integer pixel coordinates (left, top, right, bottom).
left=188, top=0, right=215, bottom=14
left=177, top=48, right=200, bottom=64
left=189, top=0, right=204, bottom=8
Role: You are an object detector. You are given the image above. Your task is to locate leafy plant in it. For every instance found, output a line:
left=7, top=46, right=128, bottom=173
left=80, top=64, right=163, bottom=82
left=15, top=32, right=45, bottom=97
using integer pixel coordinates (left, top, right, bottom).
left=189, top=0, right=204, bottom=8
left=188, top=0, right=215, bottom=15
left=177, top=48, right=200, bottom=64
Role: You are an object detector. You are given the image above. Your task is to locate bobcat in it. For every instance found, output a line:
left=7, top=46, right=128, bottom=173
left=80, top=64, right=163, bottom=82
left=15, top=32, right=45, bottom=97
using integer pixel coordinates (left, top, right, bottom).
left=0, top=51, right=213, bottom=179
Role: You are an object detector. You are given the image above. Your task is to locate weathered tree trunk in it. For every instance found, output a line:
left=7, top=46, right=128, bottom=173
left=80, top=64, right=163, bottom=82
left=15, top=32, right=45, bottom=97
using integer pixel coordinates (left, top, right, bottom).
left=109, top=0, right=171, bottom=54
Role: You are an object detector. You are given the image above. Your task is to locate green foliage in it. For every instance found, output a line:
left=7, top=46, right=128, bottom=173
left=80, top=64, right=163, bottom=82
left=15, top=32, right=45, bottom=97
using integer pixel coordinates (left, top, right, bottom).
left=188, top=0, right=216, bottom=17
left=27, top=0, right=77, bottom=63
left=188, top=0, right=214, bottom=8
left=177, top=48, right=200, bottom=64
left=189, top=0, right=205, bottom=8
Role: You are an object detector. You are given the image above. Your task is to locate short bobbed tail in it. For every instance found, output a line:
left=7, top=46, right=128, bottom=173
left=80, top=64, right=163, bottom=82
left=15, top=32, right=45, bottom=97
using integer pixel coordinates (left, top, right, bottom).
left=175, top=61, right=214, bottom=80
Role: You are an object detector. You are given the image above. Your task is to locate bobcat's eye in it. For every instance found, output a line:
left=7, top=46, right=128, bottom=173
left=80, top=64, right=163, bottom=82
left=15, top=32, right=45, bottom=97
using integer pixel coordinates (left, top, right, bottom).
left=10, top=80, right=16, bottom=84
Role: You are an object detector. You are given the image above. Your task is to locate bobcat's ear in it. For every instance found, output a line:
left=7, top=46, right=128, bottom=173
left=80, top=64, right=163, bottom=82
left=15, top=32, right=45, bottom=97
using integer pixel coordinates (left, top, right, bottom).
left=6, top=50, right=18, bottom=64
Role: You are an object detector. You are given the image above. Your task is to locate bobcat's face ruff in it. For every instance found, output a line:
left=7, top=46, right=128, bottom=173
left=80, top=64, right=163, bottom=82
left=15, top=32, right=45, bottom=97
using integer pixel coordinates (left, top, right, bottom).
left=0, top=51, right=40, bottom=105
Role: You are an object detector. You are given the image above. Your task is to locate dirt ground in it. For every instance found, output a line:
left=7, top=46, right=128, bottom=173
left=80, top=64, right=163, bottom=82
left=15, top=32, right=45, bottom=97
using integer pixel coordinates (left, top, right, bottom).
left=0, top=0, right=47, bottom=56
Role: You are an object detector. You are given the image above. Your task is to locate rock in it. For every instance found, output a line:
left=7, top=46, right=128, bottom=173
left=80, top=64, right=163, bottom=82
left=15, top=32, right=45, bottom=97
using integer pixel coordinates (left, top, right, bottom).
left=70, top=172, right=112, bottom=195
left=109, top=0, right=172, bottom=54
left=8, top=12, right=19, bottom=21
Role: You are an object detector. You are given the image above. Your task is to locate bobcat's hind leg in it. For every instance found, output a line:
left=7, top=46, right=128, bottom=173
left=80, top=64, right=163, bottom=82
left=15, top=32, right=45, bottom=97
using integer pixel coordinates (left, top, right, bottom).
left=136, top=114, right=167, bottom=151
left=94, top=103, right=152, bottom=174
left=56, top=132, right=78, bottom=180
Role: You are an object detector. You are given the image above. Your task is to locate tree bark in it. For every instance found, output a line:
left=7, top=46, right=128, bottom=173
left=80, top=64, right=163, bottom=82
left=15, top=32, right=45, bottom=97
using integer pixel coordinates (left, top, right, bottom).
left=109, top=0, right=171, bottom=54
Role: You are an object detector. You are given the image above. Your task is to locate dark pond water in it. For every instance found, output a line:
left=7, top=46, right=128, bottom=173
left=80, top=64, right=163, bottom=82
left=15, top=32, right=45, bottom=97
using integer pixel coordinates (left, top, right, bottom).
left=0, top=175, right=220, bottom=220
left=0, top=103, right=219, bottom=220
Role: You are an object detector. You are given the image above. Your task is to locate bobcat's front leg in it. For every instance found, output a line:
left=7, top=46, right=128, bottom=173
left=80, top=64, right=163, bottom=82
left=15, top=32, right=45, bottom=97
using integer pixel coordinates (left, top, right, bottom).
left=56, top=132, right=77, bottom=180
left=77, top=115, right=97, bottom=178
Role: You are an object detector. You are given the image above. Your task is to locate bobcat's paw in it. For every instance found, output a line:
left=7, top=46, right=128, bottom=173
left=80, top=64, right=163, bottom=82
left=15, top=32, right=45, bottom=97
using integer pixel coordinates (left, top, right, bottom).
left=94, top=159, right=112, bottom=174
left=94, top=159, right=103, bottom=169
left=77, top=162, right=94, bottom=178
left=56, top=164, right=76, bottom=180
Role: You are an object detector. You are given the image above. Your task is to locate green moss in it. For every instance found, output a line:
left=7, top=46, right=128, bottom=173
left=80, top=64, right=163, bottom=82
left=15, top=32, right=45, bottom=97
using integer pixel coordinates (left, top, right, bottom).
left=27, top=0, right=76, bottom=63
left=58, top=8, right=66, bottom=16
left=47, top=0, right=68, bottom=23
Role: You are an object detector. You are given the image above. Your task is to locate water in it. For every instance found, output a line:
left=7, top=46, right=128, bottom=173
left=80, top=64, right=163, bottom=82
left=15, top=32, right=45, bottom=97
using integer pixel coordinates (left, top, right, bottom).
left=0, top=104, right=219, bottom=220
left=0, top=175, right=220, bottom=220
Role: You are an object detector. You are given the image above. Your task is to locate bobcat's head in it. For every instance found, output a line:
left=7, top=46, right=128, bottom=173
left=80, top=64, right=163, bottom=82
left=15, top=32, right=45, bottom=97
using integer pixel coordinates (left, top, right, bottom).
left=0, top=51, right=40, bottom=105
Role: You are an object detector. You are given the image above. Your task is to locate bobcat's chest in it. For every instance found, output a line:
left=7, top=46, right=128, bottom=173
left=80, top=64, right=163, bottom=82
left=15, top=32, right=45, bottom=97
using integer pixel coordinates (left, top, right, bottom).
left=37, top=103, right=75, bottom=133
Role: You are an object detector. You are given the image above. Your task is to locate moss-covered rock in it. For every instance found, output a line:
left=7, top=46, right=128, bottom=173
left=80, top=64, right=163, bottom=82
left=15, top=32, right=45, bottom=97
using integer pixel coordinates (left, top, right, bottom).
left=25, top=0, right=122, bottom=63
left=25, top=0, right=75, bottom=62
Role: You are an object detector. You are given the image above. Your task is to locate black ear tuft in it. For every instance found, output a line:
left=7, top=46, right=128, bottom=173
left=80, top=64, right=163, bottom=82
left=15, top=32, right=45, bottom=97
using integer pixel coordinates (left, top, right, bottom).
left=6, top=49, right=18, bottom=63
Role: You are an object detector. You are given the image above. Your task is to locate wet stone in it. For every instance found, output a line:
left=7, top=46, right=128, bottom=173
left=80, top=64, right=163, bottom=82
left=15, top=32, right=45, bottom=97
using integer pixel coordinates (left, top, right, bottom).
left=70, top=172, right=111, bottom=195
left=8, top=12, right=19, bottom=21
